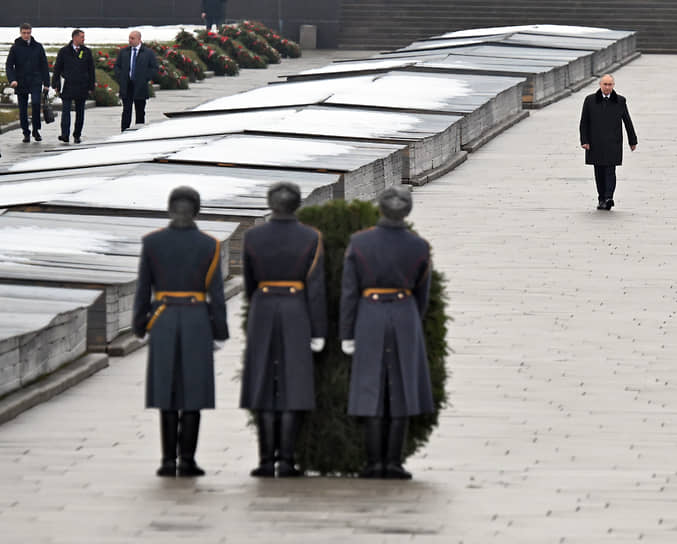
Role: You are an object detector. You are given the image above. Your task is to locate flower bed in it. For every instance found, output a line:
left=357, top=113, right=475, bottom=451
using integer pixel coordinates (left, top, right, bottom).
left=239, top=20, right=302, bottom=58
left=175, top=30, right=239, bottom=76
left=218, top=26, right=280, bottom=64
left=196, top=30, right=266, bottom=70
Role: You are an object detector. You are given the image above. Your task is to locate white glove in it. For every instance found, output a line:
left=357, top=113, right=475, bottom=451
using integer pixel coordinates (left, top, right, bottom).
left=213, top=340, right=225, bottom=351
left=341, top=339, right=355, bottom=355
left=310, top=337, right=325, bottom=352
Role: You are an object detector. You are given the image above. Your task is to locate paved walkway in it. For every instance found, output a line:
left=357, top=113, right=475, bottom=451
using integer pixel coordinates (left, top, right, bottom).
left=2, top=52, right=677, bottom=543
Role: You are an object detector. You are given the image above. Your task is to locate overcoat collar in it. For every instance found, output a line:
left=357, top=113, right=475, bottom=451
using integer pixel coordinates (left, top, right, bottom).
left=270, top=212, right=298, bottom=221
left=377, top=217, right=407, bottom=229
left=595, top=88, right=618, bottom=103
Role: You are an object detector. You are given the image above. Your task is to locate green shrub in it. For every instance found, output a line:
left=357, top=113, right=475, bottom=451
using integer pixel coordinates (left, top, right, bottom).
left=243, top=199, right=450, bottom=475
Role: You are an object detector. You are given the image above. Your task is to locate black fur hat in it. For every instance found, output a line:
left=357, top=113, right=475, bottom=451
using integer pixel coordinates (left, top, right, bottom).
left=168, top=186, right=200, bottom=216
left=378, top=186, right=412, bottom=221
left=267, top=182, right=301, bottom=215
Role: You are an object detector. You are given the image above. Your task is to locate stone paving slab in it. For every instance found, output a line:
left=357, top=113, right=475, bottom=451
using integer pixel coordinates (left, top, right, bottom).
left=1, top=52, right=677, bottom=543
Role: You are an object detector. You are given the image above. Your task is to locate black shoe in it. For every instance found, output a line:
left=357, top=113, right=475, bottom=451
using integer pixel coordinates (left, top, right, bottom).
left=605, top=199, right=614, bottom=210
left=359, top=462, right=385, bottom=479
left=73, top=136, right=81, bottom=144
left=384, top=463, right=412, bottom=480
left=597, top=201, right=606, bottom=210
left=156, top=459, right=176, bottom=477
left=178, top=458, right=205, bottom=477
left=277, top=459, right=302, bottom=477
left=57, top=135, right=69, bottom=143
left=250, top=461, right=275, bottom=478
left=32, top=130, right=42, bottom=141
left=22, top=133, right=30, bottom=143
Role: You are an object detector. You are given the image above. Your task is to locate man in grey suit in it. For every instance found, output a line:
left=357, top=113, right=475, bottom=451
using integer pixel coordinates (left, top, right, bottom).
left=114, top=30, right=158, bottom=132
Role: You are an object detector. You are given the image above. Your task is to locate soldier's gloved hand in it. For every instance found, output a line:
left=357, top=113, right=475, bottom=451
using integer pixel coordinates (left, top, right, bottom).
left=310, top=337, right=325, bottom=352
left=341, top=339, right=355, bottom=355
left=213, top=340, right=225, bottom=351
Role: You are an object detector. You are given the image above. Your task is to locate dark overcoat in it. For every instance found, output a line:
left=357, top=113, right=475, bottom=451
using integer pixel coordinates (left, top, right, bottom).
left=201, top=0, right=227, bottom=18
left=579, top=89, right=637, bottom=166
left=132, top=224, right=228, bottom=411
left=340, top=219, right=434, bottom=417
left=114, top=44, right=158, bottom=100
left=5, top=37, right=50, bottom=94
left=240, top=216, right=327, bottom=411
left=51, top=42, right=95, bottom=99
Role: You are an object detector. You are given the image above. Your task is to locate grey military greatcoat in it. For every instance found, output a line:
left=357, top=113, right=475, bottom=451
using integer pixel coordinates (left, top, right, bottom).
left=133, top=225, right=228, bottom=411
left=240, top=217, right=327, bottom=411
left=340, top=219, right=434, bottom=417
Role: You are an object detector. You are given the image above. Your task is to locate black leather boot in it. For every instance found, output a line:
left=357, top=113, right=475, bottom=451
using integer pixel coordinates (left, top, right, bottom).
left=277, top=411, right=302, bottom=477
left=384, top=417, right=412, bottom=479
left=359, top=417, right=385, bottom=478
left=178, top=411, right=205, bottom=477
left=250, top=411, right=276, bottom=477
left=157, top=410, right=178, bottom=477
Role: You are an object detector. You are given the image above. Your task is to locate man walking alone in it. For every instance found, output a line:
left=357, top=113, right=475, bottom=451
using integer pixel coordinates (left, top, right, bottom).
left=580, top=74, right=638, bottom=210
left=52, top=29, right=95, bottom=144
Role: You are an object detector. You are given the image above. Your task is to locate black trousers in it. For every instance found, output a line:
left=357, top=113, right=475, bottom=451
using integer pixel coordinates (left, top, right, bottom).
left=17, top=87, right=42, bottom=135
left=205, top=15, right=220, bottom=29
left=121, top=81, right=146, bottom=131
left=594, top=165, right=616, bottom=202
left=60, top=97, right=86, bottom=138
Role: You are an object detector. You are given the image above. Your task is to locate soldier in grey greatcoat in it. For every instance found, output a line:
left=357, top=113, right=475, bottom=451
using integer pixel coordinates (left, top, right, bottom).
left=240, top=182, right=327, bottom=477
left=340, top=186, right=434, bottom=479
left=133, top=186, right=228, bottom=477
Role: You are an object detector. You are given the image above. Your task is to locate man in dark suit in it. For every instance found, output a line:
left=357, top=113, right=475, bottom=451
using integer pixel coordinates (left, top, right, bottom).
left=52, top=29, right=95, bottom=144
left=133, top=186, right=228, bottom=477
left=580, top=74, right=638, bottom=210
left=240, top=182, right=327, bottom=478
left=201, top=0, right=228, bottom=30
left=5, top=23, right=50, bottom=143
left=114, top=30, right=159, bottom=132
left=340, top=186, right=434, bottom=480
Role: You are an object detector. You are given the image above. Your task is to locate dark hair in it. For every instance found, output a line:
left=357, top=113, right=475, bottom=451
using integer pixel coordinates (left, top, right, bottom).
left=20, top=23, right=32, bottom=31
left=72, top=28, right=84, bottom=38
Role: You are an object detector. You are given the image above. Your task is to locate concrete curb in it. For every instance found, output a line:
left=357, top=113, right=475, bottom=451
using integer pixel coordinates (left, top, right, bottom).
left=0, top=352, right=109, bottom=425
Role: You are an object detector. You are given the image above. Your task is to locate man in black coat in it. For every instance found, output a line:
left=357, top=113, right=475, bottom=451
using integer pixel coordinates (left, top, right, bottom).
left=580, top=74, right=638, bottom=210
left=5, top=23, right=50, bottom=143
left=340, top=186, right=434, bottom=480
left=240, top=182, right=327, bottom=478
left=52, top=29, right=95, bottom=144
left=201, top=0, right=228, bottom=30
left=114, top=30, right=159, bottom=132
left=133, top=186, right=228, bottom=477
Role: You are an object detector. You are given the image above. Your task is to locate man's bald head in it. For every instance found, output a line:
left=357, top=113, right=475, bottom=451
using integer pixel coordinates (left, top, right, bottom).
left=128, top=30, right=141, bottom=47
left=599, top=74, right=615, bottom=95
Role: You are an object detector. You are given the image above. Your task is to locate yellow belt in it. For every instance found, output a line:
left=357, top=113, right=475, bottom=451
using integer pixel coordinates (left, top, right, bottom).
left=146, top=291, right=206, bottom=331
left=258, top=281, right=304, bottom=293
left=154, top=291, right=206, bottom=301
left=362, top=288, right=412, bottom=300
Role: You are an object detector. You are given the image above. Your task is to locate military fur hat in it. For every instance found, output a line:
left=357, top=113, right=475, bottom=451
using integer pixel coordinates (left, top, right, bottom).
left=267, top=182, right=301, bottom=215
left=378, top=186, right=412, bottom=221
left=168, top=186, right=200, bottom=216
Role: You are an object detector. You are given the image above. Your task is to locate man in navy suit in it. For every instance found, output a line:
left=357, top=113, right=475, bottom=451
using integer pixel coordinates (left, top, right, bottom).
left=114, top=30, right=158, bottom=132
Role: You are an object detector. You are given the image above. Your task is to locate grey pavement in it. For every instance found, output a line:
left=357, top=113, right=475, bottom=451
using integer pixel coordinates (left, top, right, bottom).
left=2, top=52, right=677, bottom=543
